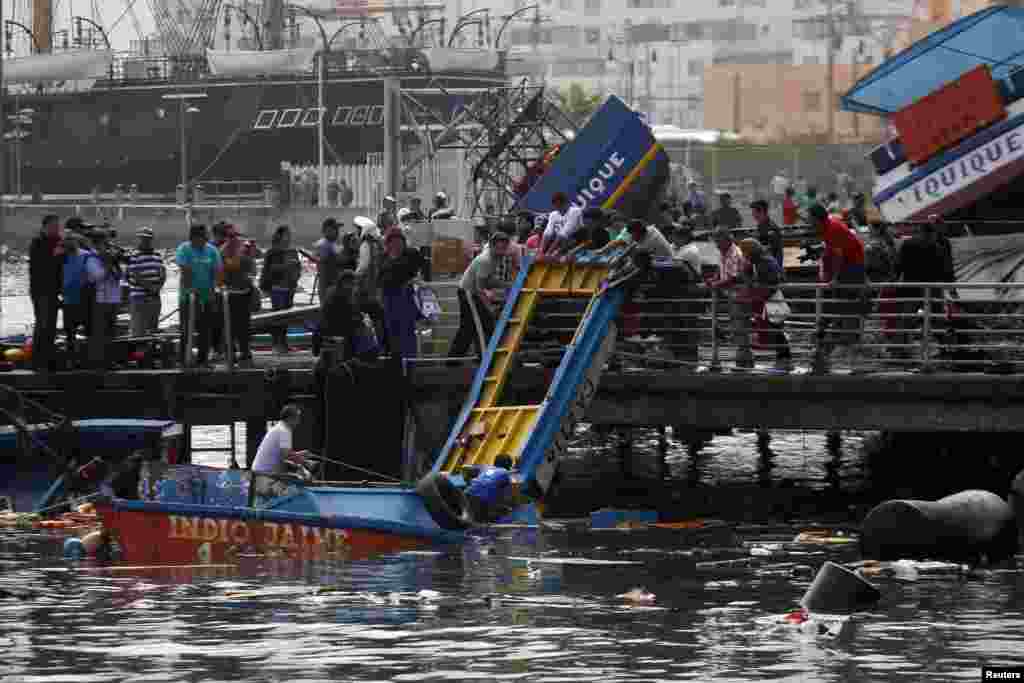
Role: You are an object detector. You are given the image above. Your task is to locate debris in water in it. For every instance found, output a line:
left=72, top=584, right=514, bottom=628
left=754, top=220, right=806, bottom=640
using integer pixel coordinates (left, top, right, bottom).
left=616, top=587, right=656, bottom=603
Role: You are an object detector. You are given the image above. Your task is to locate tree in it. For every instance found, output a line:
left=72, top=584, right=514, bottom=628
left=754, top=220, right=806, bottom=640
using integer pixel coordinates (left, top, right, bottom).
left=556, top=83, right=602, bottom=128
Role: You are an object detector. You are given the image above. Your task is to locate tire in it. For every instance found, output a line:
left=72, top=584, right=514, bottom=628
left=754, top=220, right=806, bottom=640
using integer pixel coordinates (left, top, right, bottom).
left=415, top=472, right=471, bottom=530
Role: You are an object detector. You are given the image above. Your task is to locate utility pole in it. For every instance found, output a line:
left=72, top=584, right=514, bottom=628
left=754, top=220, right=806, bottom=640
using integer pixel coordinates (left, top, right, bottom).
left=826, top=0, right=835, bottom=143
left=0, top=0, right=5, bottom=313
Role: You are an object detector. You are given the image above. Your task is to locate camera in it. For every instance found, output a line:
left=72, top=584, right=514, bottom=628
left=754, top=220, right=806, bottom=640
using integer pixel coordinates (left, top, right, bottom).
left=798, top=239, right=824, bottom=264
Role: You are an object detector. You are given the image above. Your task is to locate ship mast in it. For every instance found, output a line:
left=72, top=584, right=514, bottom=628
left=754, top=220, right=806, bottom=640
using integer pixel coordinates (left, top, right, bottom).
left=261, top=0, right=283, bottom=50
left=33, top=0, right=52, bottom=52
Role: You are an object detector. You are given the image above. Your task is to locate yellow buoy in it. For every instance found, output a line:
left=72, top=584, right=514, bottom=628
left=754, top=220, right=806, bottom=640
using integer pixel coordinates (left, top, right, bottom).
left=4, top=348, right=26, bottom=362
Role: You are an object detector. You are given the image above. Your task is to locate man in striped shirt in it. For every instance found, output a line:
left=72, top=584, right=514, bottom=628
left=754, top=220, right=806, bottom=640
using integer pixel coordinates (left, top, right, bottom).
left=126, top=227, right=166, bottom=337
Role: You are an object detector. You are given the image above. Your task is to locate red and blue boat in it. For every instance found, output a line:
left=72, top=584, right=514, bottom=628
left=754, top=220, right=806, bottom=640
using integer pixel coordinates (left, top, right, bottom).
left=87, top=96, right=663, bottom=563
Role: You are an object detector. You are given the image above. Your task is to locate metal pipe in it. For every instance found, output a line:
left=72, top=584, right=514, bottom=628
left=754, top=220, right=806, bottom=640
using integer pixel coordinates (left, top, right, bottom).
left=185, top=291, right=196, bottom=368
left=285, top=3, right=328, bottom=50
left=710, top=288, right=720, bottom=370
left=72, top=16, right=110, bottom=49
left=4, top=20, right=39, bottom=52
left=494, top=5, right=538, bottom=48
left=921, top=286, right=932, bottom=373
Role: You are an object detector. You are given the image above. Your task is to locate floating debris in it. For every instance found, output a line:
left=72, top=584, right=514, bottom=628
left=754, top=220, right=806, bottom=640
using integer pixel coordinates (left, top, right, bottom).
left=616, top=587, right=656, bottom=604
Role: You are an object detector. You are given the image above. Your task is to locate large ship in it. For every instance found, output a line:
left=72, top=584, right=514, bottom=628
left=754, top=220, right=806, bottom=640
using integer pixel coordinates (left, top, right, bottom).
left=0, top=0, right=510, bottom=196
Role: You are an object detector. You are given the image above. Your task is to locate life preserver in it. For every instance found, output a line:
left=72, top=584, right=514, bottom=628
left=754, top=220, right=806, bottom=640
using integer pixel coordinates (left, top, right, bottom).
left=415, top=472, right=471, bottom=530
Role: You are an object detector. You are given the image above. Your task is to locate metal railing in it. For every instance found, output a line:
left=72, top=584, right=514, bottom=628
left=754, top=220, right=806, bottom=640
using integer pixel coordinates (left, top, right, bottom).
left=401, top=280, right=1024, bottom=374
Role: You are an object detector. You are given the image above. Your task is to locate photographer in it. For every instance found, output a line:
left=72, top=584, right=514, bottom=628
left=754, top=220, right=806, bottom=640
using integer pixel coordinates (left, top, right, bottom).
left=84, top=228, right=125, bottom=370
left=126, top=227, right=166, bottom=336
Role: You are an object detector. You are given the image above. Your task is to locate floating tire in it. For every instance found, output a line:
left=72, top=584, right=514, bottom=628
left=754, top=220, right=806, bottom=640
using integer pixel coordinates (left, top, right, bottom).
left=416, top=472, right=471, bottom=530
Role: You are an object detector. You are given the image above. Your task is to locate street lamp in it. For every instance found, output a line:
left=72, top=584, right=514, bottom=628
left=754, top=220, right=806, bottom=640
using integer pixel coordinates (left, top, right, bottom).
left=5, top=108, right=33, bottom=200
left=161, top=93, right=208, bottom=201
left=606, top=48, right=635, bottom=108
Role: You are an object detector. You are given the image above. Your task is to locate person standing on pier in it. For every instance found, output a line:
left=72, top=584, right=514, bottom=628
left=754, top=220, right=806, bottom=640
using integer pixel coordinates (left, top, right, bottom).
left=353, top=217, right=386, bottom=354
left=809, top=205, right=867, bottom=370
left=60, top=232, right=92, bottom=364
left=260, top=226, right=302, bottom=356
left=711, top=193, right=743, bottom=231
left=782, top=188, right=800, bottom=226
left=750, top=199, right=784, bottom=267
left=176, top=224, right=223, bottom=367
left=220, top=226, right=258, bottom=368
left=28, top=214, right=63, bottom=373
left=84, top=229, right=125, bottom=370
left=314, top=218, right=343, bottom=302
left=449, top=232, right=514, bottom=363
left=126, top=227, right=166, bottom=337
left=709, top=227, right=753, bottom=369
left=379, top=228, right=425, bottom=361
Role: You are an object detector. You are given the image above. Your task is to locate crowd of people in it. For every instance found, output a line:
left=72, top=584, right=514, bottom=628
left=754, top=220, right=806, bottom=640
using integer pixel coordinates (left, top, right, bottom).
left=26, top=179, right=962, bottom=374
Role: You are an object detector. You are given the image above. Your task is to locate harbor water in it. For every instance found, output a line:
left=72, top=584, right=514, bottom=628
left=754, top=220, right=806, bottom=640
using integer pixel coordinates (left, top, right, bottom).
left=2, top=255, right=1023, bottom=681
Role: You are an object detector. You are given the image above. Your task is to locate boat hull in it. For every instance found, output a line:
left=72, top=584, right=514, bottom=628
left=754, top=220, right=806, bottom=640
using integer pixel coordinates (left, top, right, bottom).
left=95, top=497, right=455, bottom=564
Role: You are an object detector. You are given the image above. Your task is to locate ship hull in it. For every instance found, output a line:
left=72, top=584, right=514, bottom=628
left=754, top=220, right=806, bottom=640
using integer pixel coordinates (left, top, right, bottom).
left=11, top=74, right=504, bottom=195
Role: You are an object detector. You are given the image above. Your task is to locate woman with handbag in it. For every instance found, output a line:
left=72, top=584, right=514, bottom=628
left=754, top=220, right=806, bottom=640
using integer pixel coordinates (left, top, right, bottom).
left=220, top=226, right=258, bottom=367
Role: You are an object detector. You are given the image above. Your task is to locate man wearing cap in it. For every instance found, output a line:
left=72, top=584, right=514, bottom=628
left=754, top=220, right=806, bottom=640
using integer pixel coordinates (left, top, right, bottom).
left=405, top=197, right=426, bottom=222
left=315, top=218, right=343, bottom=302
left=711, top=193, right=743, bottom=230
left=429, top=192, right=453, bottom=220
left=750, top=199, right=783, bottom=267
left=709, top=227, right=753, bottom=368
left=126, top=227, right=166, bottom=337
left=449, top=232, right=514, bottom=362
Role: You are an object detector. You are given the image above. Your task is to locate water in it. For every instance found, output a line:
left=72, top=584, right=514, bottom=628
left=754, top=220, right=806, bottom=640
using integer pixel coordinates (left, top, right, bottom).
left=2, top=255, right=1024, bottom=681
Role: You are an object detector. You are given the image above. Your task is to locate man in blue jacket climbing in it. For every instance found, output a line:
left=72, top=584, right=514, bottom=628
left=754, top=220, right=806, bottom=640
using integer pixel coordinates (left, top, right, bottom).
left=465, top=454, right=515, bottom=523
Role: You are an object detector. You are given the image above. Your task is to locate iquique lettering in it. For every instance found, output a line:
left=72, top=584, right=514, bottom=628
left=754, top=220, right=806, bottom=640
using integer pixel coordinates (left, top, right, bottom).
left=575, top=152, right=626, bottom=206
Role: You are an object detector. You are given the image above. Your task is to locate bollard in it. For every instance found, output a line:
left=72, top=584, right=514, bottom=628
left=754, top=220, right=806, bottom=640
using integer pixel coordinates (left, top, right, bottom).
left=176, top=184, right=186, bottom=205
left=193, top=183, right=204, bottom=204
left=222, top=289, right=234, bottom=372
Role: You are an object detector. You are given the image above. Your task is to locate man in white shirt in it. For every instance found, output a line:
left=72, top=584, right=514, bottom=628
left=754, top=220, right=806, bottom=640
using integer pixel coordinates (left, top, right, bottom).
left=598, top=220, right=674, bottom=260
left=252, top=404, right=310, bottom=475
left=540, top=192, right=583, bottom=256
left=671, top=226, right=702, bottom=276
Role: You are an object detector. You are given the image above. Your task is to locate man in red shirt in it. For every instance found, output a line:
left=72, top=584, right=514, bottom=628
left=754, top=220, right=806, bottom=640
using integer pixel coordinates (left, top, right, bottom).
left=809, top=205, right=867, bottom=371
left=782, top=187, right=800, bottom=226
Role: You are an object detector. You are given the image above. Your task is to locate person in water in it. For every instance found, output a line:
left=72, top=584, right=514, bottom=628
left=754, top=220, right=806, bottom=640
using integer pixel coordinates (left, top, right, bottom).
left=464, top=454, right=515, bottom=523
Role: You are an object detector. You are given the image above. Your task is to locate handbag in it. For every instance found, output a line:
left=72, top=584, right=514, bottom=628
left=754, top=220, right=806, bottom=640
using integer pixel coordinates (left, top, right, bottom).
left=413, top=283, right=441, bottom=323
left=764, top=290, right=791, bottom=324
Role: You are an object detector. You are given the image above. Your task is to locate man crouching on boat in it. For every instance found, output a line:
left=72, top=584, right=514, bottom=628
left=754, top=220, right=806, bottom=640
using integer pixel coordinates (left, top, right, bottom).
left=251, top=404, right=311, bottom=501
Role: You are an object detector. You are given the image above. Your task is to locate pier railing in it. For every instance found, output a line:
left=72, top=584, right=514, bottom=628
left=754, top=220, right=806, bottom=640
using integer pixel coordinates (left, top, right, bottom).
left=415, top=280, right=1024, bottom=374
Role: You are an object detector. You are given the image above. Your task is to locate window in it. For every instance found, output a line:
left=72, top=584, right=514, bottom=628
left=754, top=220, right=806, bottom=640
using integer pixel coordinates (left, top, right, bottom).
left=803, top=55, right=820, bottom=65
left=802, top=91, right=822, bottom=112
left=332, top=106, right=352, bottom=126
left=558, top=0, right=573, bottom=9
left=254, top=110, right=278, bottom=130
left=367, top=105, right=384, bottom=126
left=277, top=108, right=302, bottom=127
left=687, top=59, right=704, bottom=77
left=300, top=107, right=325, bottom=127
left=584, top=0, right=601, bottom=15
left=349, top=105, right=369, bottom=126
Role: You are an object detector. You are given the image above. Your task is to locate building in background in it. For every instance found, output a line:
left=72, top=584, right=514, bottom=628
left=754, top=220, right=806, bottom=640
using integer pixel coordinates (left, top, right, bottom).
left=447, top=0, right=981, bottom=141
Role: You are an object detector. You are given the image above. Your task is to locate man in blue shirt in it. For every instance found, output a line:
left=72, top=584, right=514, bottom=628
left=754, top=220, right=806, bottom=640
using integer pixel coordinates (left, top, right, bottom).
left=464, top=454, right=515, bottom=523
left=176, top=224, right=223, bottom=367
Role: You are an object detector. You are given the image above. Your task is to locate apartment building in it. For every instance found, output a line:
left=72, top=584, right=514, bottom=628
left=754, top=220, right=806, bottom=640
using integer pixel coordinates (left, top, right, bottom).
left=443, top=0, right=961, bottom=136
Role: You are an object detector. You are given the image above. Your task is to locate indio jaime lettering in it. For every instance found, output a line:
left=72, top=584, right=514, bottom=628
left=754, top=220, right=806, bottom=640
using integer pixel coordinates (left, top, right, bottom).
left=168, top=516, right=350, bottom=549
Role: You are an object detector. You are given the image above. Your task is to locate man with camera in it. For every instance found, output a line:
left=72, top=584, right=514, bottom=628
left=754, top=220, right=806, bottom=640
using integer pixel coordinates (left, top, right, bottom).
left=126, top=227, right=166, bottom=336
left=83, top=227, right=125, bottom=369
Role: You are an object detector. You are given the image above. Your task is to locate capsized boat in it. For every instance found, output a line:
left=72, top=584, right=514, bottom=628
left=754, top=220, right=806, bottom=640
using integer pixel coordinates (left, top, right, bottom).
left=845, top=5, right=1024, bottom=227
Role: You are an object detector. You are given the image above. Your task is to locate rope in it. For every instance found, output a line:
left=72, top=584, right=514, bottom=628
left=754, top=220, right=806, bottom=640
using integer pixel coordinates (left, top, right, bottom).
left=33, top=491, right=102, bottom=517
left=305, top=453, right=402, bottom=483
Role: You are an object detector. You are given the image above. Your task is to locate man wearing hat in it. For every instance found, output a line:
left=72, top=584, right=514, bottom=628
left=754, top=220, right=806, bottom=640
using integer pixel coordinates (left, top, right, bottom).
left=378, top=196, right=398, bottom=231
left=126, top=226, right=167, bottom=337
left=711, top=192, right=742, bottom=230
